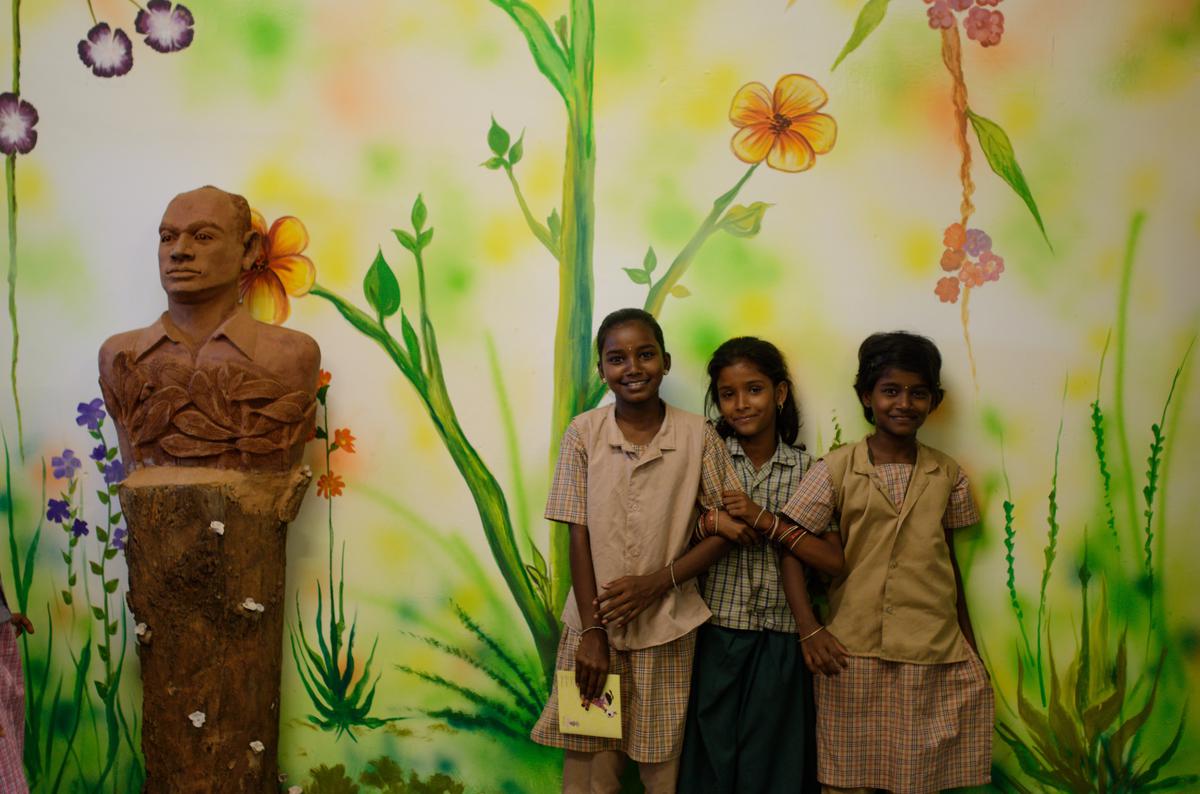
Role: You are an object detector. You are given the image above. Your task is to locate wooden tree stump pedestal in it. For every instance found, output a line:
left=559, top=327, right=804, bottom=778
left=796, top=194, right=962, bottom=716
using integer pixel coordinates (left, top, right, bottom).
left=120, top=465, right=311, bottom=794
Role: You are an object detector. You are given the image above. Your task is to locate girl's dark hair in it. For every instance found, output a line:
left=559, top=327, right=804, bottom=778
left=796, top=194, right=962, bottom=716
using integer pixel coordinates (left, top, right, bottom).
left=705, top=337, right=802, bottom=446
left=595, top=308, right=667, bottom=360
left=854, top=331, right=944, bottom=423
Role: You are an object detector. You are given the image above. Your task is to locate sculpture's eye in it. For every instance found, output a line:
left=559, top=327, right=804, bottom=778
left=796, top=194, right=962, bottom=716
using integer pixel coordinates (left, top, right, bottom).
left=159, top=232, right=175, bottom=243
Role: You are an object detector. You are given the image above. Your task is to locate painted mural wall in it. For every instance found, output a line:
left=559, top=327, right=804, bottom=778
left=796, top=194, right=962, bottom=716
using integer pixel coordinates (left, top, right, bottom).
left=1, top=0, right=1198, bottom=790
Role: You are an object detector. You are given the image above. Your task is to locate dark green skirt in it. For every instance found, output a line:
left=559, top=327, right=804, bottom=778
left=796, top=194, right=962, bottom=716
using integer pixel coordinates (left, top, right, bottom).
left=677, top=624, right=819, bottom=794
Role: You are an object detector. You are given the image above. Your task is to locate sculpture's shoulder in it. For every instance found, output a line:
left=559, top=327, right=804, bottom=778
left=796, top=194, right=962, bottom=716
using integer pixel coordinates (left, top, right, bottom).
left=251, top=320, right=321, bottom=392
left=99, top=325, right=153, bottom=380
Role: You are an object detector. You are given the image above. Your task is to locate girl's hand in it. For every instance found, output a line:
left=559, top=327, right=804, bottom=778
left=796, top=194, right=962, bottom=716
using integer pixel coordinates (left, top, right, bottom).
left=800, top=628, right=849, bottom=677
left=706, top=509, right=758, bottom=546
left=721, top=490, right=768, bottom=529
left=10, top=613, right=34, bottom=636
left=574, top=630, right=610, bottom=701
left=595, top=572, right=670, bottom=629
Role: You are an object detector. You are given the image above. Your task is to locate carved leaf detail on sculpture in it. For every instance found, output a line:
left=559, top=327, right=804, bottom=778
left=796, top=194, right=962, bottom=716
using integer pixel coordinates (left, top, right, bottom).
left=159, top=434, right=236, bottom=458
left=245, top=415, right=281, bottom=438
left=173, top=410, right=237, bottom=441
left=189, top=369, right=235, bottom=430
left=288, top=401, right=318, bottom=446
left=153, top=362, right=194, bottom=391
left=139, top=400, right=177, bottom=445
left=253, top=392, right=311, bottom=424
left=230, top=379, right=288, bottom=402
left=236, top=436, right=282, bottom=455
left=151, top=385, right=191, bottom=415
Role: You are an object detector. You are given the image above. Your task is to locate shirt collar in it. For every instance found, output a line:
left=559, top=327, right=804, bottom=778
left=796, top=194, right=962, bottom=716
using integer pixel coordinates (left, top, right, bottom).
left=132, top=308, right=259, bottom=362
left=727, top=435, right=799, bottom=468
left=603, top=401, right=677, bottom=452
left=851, top=437, right=938, bottom=474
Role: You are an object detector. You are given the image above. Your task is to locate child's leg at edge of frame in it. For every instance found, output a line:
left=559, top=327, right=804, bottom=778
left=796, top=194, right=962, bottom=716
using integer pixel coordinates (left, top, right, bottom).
left=563, top=749, right=627, bottom=794
left=821, top=787, right=874, bottom=794
left=638, top=755, right=681, bottom=794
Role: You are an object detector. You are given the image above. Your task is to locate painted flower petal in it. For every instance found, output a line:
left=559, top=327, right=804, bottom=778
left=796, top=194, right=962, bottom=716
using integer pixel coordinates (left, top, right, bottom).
left=773, top=74, right=828, bottom=119
left=268, top=216, right=309, bottom=257
left=250, top=209, right=268, bottom=238
left=730, top=123, right=776, bottom=164
left=241, top=270, right=290, bottom=325
left=136, top=1, right=195, bottom=53
left=0, top=93, right=38, bottom=156
left=766, top=129, right=816, bottom=173
left=269, top=254, right=316, bottom=297
left=729, top=81, right=773, bottom=127
left=78, top=24, right=134, bottom=78
left=790, top=112, right=837, bottom=155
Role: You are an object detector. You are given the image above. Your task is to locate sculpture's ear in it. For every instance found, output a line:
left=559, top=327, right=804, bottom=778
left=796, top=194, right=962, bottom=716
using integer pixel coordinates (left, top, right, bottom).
left=241, top=227, right=261, bottom=272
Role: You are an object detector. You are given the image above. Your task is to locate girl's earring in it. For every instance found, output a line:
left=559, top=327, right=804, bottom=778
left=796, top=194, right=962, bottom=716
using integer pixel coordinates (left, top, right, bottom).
left=777, top=403, right=783, bottom=413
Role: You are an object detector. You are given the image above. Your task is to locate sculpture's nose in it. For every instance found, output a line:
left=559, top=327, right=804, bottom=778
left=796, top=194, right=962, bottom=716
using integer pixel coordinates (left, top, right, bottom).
left=170, top=235, right=193, bottom=262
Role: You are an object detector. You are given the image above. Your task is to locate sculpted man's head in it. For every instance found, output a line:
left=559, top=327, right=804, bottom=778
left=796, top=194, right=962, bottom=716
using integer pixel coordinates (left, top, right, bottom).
left=157, top=186, right=260, bottom=304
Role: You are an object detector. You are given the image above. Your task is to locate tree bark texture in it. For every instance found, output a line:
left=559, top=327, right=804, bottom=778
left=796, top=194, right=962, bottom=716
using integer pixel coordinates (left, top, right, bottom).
left=119, top=465, right=311, bottom=794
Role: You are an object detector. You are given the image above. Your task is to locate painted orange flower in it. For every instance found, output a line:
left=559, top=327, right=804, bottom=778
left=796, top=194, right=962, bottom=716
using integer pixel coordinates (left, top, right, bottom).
left=316, top=471, right=345, bottom=499
left=333, top=428, right=356, bottom=454
left=729, top=74, right=836, bottom=172
left=240, top=210, right=316, bottom=325
left=317, top=369, right=332, bottom=388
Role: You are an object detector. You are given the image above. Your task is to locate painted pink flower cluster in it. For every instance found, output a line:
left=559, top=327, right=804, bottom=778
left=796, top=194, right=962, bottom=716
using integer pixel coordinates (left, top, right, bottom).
left=935, top=222, right=1005, bottom=303
left=0, top=93, right=38, bottom=155
left=78, top=1, right=194, bottom=79
left=924, top=0, right=1005, bottom=47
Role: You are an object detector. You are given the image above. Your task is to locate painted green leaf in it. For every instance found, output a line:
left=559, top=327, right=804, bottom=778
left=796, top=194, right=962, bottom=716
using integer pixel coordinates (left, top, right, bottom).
left=418, top=228, right=434, bottom=249
left=623, top=268, right=651, bottom=285
left=96, top=489, right=109, bottom=505
left=411, top=194, right=427, bottom=232
left=487, top=116, right=510, bottom=157
left=107, top=620, right=118, bottom=635
left=967, top=109, right=1052, bottom=249
left=720, top=202, right=771, bottom=238
left=642, top=246, right=657, bottom=274
left=89, top=561, right=103, bottom=575
left=492, top=1, right=572, bottom=102
left=508, top=131, right=525, bottom=166
left=670, top=284, right=691, bottom=298
left=104, top=578, right=119, bottom=593
left=482, top=157, right=506, bottom=171
left=547, top=209, right=561, bottom=242
left=400, top=311, right=421, bottom=367
left=393, top=229, right=418, bottom=253
left=106, top=446, right=118, bottom=460
left=61, top=589, right=72, bottom=605
left=832, top=0, right=890, bottom=71
left=104, top=547, right=117, bottom=559
left=91, top=606, right=105, bottom=621
left=363, top=248, right=401, bottom=320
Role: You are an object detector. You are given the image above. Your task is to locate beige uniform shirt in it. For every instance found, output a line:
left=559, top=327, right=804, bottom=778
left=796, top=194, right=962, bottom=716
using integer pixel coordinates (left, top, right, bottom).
left=545, top=403, right=740, bottom=651
left=782, top=439, right=979, bottom=663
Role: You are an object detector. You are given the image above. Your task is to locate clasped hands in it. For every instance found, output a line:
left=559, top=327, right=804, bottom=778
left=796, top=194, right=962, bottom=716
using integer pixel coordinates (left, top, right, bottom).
left=702, top=490, right=780, bottom=546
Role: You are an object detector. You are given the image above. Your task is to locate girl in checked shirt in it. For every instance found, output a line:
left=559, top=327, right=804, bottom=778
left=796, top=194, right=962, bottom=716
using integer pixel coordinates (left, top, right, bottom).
left=529, top=308, right=743, bottom=794
left=678, top=337, right=844, bottom=794
left=779, top=332, right=993, bottom=793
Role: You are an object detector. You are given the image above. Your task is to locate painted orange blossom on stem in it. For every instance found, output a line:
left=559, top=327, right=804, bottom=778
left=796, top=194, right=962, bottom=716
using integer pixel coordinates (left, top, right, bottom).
left=729, top=74, right=837, bottom=172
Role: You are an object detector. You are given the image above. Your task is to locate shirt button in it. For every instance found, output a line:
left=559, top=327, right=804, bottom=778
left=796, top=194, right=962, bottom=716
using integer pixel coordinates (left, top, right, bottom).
left=630, top=548, right=640, bottom=558
left=890, top=561, right=898, bottom=570
left=630, top=501, right=640, bottom=512
left=885, top=606, right=894, bottom=614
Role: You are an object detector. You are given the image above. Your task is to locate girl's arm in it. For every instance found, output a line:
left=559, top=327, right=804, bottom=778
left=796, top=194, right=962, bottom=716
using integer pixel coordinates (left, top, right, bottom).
left=945, top=526, right=980, bottom=653
left=568, top=523, right=610, bottom=700
left=779, top=553, right=848, bottom=676
left=594, top=536, right=733, bottom=629
left=775, top=521, right=844, bottom=577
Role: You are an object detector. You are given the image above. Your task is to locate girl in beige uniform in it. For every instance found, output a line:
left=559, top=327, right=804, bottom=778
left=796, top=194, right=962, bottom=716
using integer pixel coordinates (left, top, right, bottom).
left=779, top=331, right=993, bottom=794
left=530, top=308, right=747, bottom=794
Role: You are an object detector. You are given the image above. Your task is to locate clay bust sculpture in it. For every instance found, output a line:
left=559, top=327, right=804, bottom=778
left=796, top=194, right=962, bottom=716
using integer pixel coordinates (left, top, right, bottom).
left=99, top=186, right=320, bottom=471
left=99, top=186, right=319, bottom=792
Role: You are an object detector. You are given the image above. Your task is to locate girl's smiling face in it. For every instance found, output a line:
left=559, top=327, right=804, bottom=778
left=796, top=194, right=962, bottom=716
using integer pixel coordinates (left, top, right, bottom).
left=716, top=359, right=786, bottom=443
left=599, top=321, right=669, bottom=407
left=861, top=367, right=934, bottom=438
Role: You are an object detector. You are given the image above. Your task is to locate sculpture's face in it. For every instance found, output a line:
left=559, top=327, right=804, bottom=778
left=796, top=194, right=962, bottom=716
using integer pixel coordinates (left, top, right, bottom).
left=157, top=188, right=250, bottom=302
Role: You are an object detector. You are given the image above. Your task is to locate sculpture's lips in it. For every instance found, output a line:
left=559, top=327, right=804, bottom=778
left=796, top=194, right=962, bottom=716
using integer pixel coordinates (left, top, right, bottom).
left=165, top=269, right=201, bottom=277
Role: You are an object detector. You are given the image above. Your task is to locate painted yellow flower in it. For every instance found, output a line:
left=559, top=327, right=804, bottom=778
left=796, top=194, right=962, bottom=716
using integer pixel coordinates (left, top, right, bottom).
left=239, top=210, right=316, bottom=325
left=729, top=74, right=836, bottom=173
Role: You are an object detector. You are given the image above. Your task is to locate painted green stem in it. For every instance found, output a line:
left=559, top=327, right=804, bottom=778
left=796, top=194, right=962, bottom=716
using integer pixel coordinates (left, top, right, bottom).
left=6, top=0, right=23, bottom=459
left=644, top=164, right=758, bottom=317
left=310, top=283, right=560, bottom=680
left=504, top=166, right=556, bottom=256
left=1113, top=211, right=1145, bottom=552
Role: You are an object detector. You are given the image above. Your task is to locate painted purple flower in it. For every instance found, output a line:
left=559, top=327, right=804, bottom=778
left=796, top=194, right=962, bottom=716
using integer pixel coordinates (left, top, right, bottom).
left=72, top=519, right=89, bottom=538
left=104, top=459, right=126, bottom=485
left=52, top=449, right=82, bottom=480
left=135, top=1, right=195, bottom=53
left=78, top=23, right=134, bottom=78
left=76, top=398, right=106, bottom=430
left=0, top=93, right=38, bottom=156
left=112, top=527, right=128, bottom=551
left=47, top=498, right=70, bottom=523
left=91, top=444, right=107, bottom=461
left=963, top=228, right=992, bottom=257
